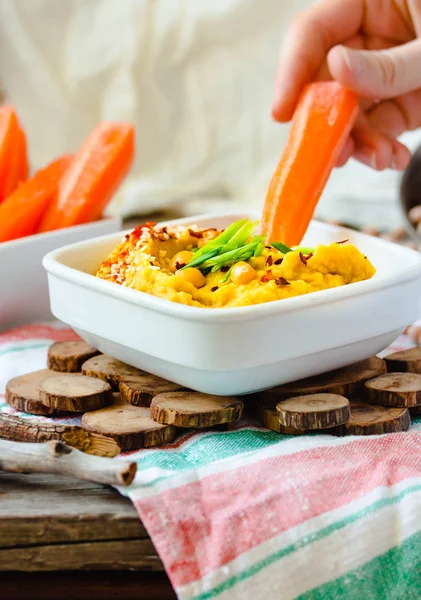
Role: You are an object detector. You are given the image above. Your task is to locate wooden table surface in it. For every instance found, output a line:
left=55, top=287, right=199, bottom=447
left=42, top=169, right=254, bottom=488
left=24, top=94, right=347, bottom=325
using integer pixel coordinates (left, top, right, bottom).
left=0, top=470, right=176, bottom=599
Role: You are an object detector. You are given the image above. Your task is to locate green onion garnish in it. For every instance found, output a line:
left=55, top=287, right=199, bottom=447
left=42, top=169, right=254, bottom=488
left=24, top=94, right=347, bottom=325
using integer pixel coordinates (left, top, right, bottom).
left=202, top=238, right=264, bottom=270
left=182, top=219, right=263, bottom=274
left=270, top=241, right=293, bottom=254
left=292, top=246, right=314, bottom=254
left=179, top=218, right=305, bottom=281
left=229, top=220, right=259, bottom=248
left=191, top=219, right=248, bottom=261
left=179, top=246, right=224, bottom=270
left=220, top=265, right=234, bottom=284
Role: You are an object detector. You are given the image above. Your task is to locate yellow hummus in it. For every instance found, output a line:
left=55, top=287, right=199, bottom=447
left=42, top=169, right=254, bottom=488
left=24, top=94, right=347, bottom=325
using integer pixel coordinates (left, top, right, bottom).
left=96, top=222, right=376, bottom=308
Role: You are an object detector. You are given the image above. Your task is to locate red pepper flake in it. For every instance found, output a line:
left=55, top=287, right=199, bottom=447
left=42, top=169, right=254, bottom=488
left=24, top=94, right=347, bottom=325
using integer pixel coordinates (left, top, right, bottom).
left=175, top=261, right=186, bottom=270
left=336, top=239, right=349, bottom=244
left=211, top=286, right=219, bottom=292
left=299, top=252, right=308, bottom=266
left=266, top=255, right=273, bottom=267
left=305, top=252, right=314, bottom=260
left=275, top=277, right=290, bottom=286
left=260, top=271, right=272, bottom=282
left=220, top=266, right=230, bottom=273
left=274, top=258, right=283, bottom=265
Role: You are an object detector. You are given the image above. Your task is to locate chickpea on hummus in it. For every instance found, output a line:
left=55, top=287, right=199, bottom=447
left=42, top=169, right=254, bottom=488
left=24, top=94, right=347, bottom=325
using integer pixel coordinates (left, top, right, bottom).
left=96, top=219, right=375, bottom=308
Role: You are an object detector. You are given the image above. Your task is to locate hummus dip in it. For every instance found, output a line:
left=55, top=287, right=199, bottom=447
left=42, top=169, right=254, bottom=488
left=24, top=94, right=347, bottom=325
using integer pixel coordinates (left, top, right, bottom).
left=96, top=221, right=375, bottom=308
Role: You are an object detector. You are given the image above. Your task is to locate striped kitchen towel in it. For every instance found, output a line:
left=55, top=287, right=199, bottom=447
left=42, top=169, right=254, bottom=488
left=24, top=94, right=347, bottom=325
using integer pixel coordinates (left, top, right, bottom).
left=1, top=322, right=421, bottom=600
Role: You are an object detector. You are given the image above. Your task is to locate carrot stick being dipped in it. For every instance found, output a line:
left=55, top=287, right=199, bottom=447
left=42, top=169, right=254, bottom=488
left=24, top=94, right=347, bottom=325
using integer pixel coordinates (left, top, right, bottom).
left=0, top=154, right=73, bottom=243
left=38, top=122, right=135, bottom=232
left=262, top=82, right=358, bottom=247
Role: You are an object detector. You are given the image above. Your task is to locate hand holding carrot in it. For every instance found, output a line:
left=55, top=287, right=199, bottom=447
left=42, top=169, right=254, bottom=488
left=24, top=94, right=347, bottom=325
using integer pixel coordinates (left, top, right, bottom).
left=272, top=0, right=421, bottom=172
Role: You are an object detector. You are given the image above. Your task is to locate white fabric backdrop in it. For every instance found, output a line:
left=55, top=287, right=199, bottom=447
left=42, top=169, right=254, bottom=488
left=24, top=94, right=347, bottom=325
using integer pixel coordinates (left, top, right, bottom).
left=0, top=0, right=418, bottom=228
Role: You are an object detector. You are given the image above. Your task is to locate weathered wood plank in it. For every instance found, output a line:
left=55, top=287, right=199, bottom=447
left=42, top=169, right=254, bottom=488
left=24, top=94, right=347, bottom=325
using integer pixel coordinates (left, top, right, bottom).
left=0, top=539, right=164, bottom=571
left=0, top=514, right=146, bottom=548
left=0, top=472, right=150, bottom=554
left=2, top=571, right=176, bottom=600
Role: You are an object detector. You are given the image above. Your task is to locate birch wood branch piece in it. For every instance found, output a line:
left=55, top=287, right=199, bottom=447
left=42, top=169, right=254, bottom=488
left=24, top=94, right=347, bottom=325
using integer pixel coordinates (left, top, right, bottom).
left=0, top=439, right=137, bottom=486
left=0, top=412, right=120, bottom=457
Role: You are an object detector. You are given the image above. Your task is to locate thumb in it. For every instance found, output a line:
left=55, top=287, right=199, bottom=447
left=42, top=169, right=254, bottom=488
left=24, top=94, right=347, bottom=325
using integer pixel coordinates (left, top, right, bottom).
left=327, top=40, right=421, bottom=99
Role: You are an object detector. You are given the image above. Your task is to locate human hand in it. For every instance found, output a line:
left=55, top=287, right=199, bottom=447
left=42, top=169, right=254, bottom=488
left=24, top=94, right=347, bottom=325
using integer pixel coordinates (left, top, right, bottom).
left=272, top=0, right=421, bottom=171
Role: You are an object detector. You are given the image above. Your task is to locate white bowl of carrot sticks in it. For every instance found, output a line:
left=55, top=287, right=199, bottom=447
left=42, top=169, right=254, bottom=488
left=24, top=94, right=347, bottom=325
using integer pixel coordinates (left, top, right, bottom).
left=0, top=105, right=135, bottom=329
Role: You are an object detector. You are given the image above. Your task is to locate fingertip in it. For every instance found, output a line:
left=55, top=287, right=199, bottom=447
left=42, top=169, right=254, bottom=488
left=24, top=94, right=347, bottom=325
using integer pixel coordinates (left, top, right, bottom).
left=391, top=141, right=411, bottom=171
left=271, top=64, right=300, bottom=122
left=327, top=45, right=351, bottom=82
left=271, top=101, right=294, bottom=122
left=327, top=45, right=371, bottom=98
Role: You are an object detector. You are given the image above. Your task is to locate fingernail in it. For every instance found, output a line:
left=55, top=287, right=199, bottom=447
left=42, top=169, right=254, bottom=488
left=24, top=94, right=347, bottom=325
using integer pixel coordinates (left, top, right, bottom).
left=340, top=46, right=366, bottom=79
left=370, top=152, right=377, bottom=169
left=340, top=46, right=352, bottom=71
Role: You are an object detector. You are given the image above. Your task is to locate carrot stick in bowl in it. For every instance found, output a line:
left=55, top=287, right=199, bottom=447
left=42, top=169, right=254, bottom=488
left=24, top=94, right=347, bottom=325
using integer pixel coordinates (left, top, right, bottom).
left=0, top=106, right=28, bottom=202
left=0, top=155, right=72, bottom=243
left=38, top=122, right=135, bottom=232
left=262, top=82, right=358, bottom=247
left=3, top=126, right=29, bottom=199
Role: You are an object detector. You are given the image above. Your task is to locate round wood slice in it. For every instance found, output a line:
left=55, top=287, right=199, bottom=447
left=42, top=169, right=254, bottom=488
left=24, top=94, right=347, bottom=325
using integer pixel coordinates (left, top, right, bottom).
left=47, top=341, right=99, bottom=373
left=276, top=394, right=350, bottom=430
left=258, top=406, right=307, bottom=435
left=332, top=401, right=410, bottom=436
left=81, top=355, right=148, bottom=390
left=384, top=347, right=421, bottom=374
left=81, top=395, right=177, bottom=450
left=120, top=375, right=184, bottom=407
left=365, top=373, right=421, bottom=407
left=150, top=392, right=244, bottom=428
left=5, top=369, right=70, bottom=416
left=260, top=357, right=386, bottom=406
left=39, top=375, right=113, bottom=412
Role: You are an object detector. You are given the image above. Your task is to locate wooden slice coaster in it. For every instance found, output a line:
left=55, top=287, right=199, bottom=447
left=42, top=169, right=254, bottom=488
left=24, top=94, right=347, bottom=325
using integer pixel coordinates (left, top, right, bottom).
left=39, top=374, right=113, bottom=413
left=258, top=406, right=307, bottom=435
left=365, top=373, right=421, bottom=407
left=0, top=412, right=120, bottom=457
left=81, top=355, right=148, bottom=390
left=332, top=401, right=410, bottom=436
left=150, top=392, right=244, bottom=428
left=260, top=357, right=386, bottom=406
left=81, top=395, right=177, bottom=450
left=120, top=375, right=184, bottom=407
left=276, top=393, right=350, bottom=430
left=384, top=347, right=421, bottom=374
left=47, top=341, right=99, bottom=373
left=5, top=369, right=70, bottom=416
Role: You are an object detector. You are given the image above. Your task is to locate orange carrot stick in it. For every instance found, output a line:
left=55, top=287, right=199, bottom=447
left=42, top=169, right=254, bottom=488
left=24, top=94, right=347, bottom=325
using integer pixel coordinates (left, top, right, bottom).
left=2, top=126, right=29, bottom=199
left=0, top=105, right=21, bottom=203
left=38, top=122, right=135, bottom=232
left=0, top=155, right=72, bottom=243
left=262, top=82, right=358, bottom=246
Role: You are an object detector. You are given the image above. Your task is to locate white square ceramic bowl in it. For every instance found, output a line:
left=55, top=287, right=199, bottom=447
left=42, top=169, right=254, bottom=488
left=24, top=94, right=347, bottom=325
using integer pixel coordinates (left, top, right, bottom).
left=1, top=217, right=121, bottom=331
left=43, top=212, right=421, bottom=395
